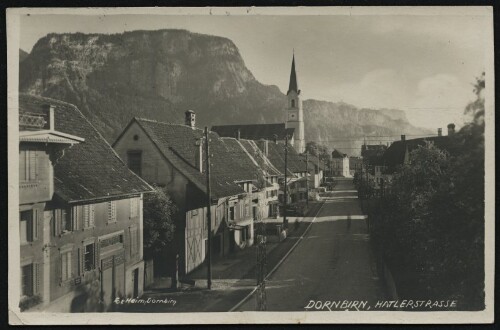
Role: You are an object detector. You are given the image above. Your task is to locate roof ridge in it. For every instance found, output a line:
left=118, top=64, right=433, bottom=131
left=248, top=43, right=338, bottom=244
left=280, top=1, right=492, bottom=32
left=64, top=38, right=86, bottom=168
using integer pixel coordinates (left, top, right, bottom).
left=135, top=116, right=207, bottom=133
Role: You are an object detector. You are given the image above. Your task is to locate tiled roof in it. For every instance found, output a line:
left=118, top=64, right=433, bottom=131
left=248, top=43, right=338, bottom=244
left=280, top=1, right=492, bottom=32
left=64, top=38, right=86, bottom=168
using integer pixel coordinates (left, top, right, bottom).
left=211, top=123, right=294, bottom=141
left=382, top=136, right=456, bottom=171
left=19, top=94, right=153, bottom=203
left=238, top=139, right=282, bottom=177
left=218, top=138, right=269, bottom=188
left=258, top=141, right=306, bottom=177
left=133, top=118, right=245, bottom=199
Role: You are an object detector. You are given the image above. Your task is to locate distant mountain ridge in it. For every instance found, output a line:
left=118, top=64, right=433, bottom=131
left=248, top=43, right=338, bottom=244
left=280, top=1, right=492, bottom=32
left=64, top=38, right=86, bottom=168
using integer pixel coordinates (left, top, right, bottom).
left=19, top=29, right=431, bottom=155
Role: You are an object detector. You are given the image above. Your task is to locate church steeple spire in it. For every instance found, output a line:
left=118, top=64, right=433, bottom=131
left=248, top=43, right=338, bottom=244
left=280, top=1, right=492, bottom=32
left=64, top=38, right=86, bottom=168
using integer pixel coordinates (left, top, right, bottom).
left=287, top=53, right=299, bottom=95
left=285, top=52, right=305, bottom=154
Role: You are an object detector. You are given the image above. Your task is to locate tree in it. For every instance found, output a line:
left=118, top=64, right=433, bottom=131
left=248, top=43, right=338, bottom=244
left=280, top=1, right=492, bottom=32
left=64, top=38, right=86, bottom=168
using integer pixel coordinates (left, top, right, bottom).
left=305, top=141, right=330, bottom=162
left=142, top=184, right=177, bottom=259
left=371, top=73, right=486, bottom=310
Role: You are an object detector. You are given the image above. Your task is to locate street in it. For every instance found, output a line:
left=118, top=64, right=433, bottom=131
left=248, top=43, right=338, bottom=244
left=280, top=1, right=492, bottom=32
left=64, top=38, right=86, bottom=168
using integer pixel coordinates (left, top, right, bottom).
left=237, top=178, right=387, bottom=311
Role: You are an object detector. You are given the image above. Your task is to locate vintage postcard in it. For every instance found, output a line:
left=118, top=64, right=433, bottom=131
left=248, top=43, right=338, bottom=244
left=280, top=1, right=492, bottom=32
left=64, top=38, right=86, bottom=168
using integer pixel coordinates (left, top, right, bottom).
left=7, top=6, right=494, bottom=325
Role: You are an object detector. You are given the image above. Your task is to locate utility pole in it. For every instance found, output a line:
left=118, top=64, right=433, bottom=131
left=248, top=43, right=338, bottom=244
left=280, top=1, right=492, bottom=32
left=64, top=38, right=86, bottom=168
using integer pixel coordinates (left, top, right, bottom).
left=204, top=127, right=212, bottom=290
left=255, top=215, right=267, bottom=310
left=283, top=135, right=288, bottom=228
left=305, top=152, right=309, bottom=207
left=317, top=151, right=320, bottom=186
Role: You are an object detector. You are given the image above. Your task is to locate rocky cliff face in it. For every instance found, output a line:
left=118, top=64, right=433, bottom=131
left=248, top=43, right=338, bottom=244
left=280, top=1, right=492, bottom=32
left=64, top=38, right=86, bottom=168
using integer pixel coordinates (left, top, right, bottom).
left=20, top=29, right=430, bottom=154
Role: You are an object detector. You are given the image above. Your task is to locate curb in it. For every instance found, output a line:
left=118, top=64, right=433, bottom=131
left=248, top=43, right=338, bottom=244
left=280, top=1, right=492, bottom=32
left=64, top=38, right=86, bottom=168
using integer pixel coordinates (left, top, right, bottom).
left=228, top=201, right=325, bottom=312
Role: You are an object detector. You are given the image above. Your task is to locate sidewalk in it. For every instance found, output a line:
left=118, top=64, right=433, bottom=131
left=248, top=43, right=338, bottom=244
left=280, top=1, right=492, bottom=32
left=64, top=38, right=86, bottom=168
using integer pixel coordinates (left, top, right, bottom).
left=116, top=201, right=324, bottom=313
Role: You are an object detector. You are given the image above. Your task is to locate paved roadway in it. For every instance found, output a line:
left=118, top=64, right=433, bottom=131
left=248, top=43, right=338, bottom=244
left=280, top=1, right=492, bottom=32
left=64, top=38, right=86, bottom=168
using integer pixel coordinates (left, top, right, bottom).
left=237, top=178, right=387, bottom=311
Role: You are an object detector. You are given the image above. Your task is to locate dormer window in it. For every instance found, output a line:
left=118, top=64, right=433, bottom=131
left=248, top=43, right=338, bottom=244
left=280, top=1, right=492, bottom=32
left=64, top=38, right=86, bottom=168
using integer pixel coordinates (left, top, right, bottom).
left=291, top=99, right=295, bottom=108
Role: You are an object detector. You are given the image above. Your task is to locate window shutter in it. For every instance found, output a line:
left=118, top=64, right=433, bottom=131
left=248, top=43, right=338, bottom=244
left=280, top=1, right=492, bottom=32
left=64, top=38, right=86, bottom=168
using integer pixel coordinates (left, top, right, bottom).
left=24, top=151, right=29, bottom=182
left=72, top=206, right=79, bottom=231
left=69, top=250, right=73, bottom=278
left=53, top=210, right=57, bottom=236
left=89, top=205, right=95, bottom=228
left=61, top=209, right=66, bottom=232
left=26, top=215, right=33, bottom=242
left=33, top=263, right=40, bottom=295
left=83, top=205, right=89, bottom=229
left=93, top=243, right=97, bottom=270
left=57, top=252, right=62, bottom=282
left=34, top=209, right=39, bottom=241
left=29, top=151, right=37, bottom=181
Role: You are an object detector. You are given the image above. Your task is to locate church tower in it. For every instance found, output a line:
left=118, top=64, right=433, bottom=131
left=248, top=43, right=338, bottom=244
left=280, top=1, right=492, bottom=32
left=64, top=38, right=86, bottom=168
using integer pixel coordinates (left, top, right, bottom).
left=286, top=53, right=305, bottom=153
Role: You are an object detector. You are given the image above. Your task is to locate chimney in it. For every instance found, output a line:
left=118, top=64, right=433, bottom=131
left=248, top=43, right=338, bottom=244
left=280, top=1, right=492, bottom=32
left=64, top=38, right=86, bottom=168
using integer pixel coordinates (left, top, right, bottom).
left=447, top=123, right=455, bottom=136
left=401, top=135, right=406, bottom=141
left=185, top=110, right=196, bottom=129
left=236, top=129, right=241, bottom=140
left=42, top=104, right=55, bottom=130
left=257, top=139, right=269, bottom=156
left=438, top=128, right=442, bottom=137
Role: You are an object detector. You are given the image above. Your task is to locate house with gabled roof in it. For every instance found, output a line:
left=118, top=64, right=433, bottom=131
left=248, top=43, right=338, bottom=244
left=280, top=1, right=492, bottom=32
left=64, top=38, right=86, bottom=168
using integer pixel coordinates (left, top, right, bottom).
left=379, top=129, right=458, bottom=190
left=113, top=112, right=266, bottom=276
left=18, top=94, right=153, bottom=312
left=255, top=139, right=309, bottom=209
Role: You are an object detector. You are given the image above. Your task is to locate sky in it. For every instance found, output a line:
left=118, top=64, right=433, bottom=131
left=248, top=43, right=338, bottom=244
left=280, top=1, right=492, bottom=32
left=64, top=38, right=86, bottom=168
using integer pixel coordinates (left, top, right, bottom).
left=19, top=9, right=492, bottom=130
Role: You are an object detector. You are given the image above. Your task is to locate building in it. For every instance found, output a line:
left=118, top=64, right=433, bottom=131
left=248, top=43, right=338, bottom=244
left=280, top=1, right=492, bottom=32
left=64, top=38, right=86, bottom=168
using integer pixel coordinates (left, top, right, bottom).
left=113, top=113, right=270, bottom=276
left=259, top=140, right=309, bottom=207
left=380, top=127, right=458, bottom=189
left=349, top=157, right=363, bottom=177
left=232, top=138, right=282, bottom=220
left=211, top=53, right=306, bottom=154
left=211, top=123, right=295, bottom=147
left=285, top=54, right=305, bottom=153
left=18, top=94, right=153, bottom=312
left=330, top=149, right=351, bottom=177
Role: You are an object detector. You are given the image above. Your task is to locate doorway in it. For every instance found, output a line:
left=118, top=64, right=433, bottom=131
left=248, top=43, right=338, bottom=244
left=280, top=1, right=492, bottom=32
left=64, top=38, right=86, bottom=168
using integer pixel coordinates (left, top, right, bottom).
left=133, top=268, right=139, bottom=298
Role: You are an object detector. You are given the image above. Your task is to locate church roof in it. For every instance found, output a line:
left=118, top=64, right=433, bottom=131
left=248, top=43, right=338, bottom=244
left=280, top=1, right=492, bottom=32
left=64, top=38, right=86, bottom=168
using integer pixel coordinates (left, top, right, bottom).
left=211, top=123, right=294, bottom=141
left=287, top=54, right=299, bottom=95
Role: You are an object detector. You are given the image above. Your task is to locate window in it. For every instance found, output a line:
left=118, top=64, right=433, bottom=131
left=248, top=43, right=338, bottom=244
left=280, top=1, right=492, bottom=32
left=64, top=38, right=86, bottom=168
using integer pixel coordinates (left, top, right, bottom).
left=19, top=150, right=37, bottom=182
left=20, top=210, right=38, bottom=243
left=54, top=209, right=77, bottom=235
left=291, top=99, right=295, bottom=108
left=83, top=205, right=95, bottom=229
left=107, top=201, right=117, bottom=223
left=127, top=151, right=142, bottom=176
left=241, top=226, right=249, bottom=242
left=83, top=243, right=95, bottom=272
left=229, top=206, right=235, bottom=221
left=61, top=209, right=72, bottom=232
left=129, top=198, right=139, bottom=218
left=61, top=250, right=72, bottom=281
left=21, top=264, right=33, bottom=296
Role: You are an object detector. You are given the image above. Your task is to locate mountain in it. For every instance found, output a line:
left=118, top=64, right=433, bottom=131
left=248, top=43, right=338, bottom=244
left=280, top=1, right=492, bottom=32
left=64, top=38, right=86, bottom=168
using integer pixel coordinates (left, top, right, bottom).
left=19, top=49, right=29, bottom=63
left=19, top=30, right=430, bottom=155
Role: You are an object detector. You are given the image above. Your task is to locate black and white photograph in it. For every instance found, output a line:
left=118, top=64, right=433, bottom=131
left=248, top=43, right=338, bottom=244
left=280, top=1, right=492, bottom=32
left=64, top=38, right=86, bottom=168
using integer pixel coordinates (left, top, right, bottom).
left=7, top=6, right=494, bottom=324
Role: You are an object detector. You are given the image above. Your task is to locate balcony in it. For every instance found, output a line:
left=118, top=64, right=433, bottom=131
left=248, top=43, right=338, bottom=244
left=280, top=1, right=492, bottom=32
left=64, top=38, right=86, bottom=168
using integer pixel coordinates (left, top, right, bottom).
left=19, top=112, right=49, bottom=131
